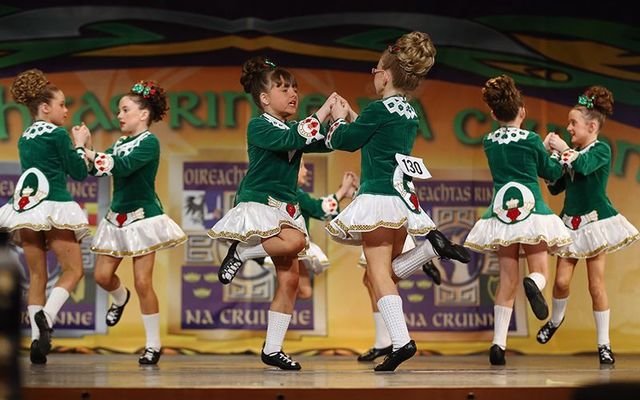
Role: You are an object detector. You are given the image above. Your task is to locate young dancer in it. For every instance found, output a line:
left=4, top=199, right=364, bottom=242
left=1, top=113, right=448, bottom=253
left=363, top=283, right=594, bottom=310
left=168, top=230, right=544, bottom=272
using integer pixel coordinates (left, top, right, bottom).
left=76, top=80, right=186, bottom=365
left=208, top=56, right=336, bottom=370
left=357, top=238, right=440, bottom=362
left=463, top=75, right=572, bottom=365
left=292, top=162, right=357, bottom=298
left=0, top=69, right=90, bottom=364
left=537, top=86, right=639, bottom=364
left=325, top=31, right=469, bottom=371
left=262, top=162, right=356, bottom=298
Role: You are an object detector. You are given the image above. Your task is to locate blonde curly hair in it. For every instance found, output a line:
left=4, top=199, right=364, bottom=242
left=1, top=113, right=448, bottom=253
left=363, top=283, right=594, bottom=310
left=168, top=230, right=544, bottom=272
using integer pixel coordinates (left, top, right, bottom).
left=381, top=31, right=436, bottom=91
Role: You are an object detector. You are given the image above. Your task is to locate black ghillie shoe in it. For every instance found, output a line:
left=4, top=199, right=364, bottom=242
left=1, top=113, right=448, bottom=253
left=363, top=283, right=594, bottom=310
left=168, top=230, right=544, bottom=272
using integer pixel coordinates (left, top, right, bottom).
left=374, top=340, right=416, bottom=372
left=218, top=241, right=242, bottom=284
left=261, top=350, right=302, bottom=370
left=34, top=310, right=53, bottom=355
left=537, top=318, right=563, bottom=344
left=30, top=340, right=46, bottom=364
left=598, top=344, right=615, bottom=365
left=489, top=344, right=506, bottom=366
left=422, top=261, right=442, bottom=285
left=106, top=288, right=131, bottom=327
left=357, top=345, right=393, bottom=362
left=523, top=277, right=549, bottom=320
left=426, top=230, right=471, bottom=263
left=138, top=347, right=161, bottom=365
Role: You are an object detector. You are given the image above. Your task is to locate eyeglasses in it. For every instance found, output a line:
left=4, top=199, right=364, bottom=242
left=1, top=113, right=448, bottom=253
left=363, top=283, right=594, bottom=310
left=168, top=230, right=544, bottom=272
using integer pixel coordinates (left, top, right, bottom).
left=371, top=68, right=385, bottom=75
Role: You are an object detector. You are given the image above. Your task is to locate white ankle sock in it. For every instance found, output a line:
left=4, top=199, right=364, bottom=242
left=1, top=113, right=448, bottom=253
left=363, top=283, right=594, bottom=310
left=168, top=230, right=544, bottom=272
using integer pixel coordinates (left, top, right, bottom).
left=377, top=295, right=411, bottom=351
left=264, top=310, right=292, bottom=354
left=109, top=284, right=128, bottom=306
left=142, top=313, right=161, bottom=350
left=43, top=287, right=70, bottom=326
left=236, top=242, right=269, bottom=262
left=527, top=272, right=546, bottom=290
left=392, top=240, right=438, bottom=279
left=550, top=297, right=568, bottom=327
left=593, top=309, right=610, bottom=346
left=373, top=312, right=392, bottom=349
left=492, top=305, right=513, bottom=349
left=28, top=305, right=43, bottom=341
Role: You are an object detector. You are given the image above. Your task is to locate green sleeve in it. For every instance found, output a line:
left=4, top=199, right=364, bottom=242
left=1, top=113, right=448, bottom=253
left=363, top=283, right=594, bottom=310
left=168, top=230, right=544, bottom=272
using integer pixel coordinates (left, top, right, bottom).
left=303, top=138, right=333, bottom=154
left=298, top=191, right=325, bottom=220
left=325, top=102, right=383, bottom=152
left=297, top=190, right=340, bottom=220
left=93, top=136, right=158, bottom=178
left=248, top=115, right=325, bottom=151
left=54, top=128, right=88, bottom=181
left=533, top=134, right=563, bottom=182
left=571, top=143, right=610, bottom=175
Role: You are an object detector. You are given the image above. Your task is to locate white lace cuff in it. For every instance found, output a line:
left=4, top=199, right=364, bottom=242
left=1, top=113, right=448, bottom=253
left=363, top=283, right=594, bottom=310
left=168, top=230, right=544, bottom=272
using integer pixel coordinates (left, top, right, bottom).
left=325, top=118, right=346, bottom=149
left=320, top=194, right=339, bottom=218
left=94, top=152, right=114, bottom=176
left=297, top=116, right=324, bottom=145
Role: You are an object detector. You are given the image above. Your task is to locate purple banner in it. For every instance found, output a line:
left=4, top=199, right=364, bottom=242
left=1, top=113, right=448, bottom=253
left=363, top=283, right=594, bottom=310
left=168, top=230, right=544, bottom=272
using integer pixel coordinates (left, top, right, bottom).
left=397, top=179, right=524, bottom=335
left=181, top=265, right=314, bottom=331
left=182, top=162, right=313, bottom=231
left=180, top=161, right=321, bottom=333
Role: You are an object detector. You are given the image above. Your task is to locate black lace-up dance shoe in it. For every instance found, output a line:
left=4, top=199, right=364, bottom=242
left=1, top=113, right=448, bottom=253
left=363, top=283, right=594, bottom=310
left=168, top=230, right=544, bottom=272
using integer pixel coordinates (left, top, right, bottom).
left=218, top=241, right=243, bottom=284
left=598, top=344, right=615, bottom=365
left=374, top=340, right=416, bottom=372
left=34, top=310, right=53, bottom=355
left=489, top=344, right=506, bottom=366
left=422, top=260, right=442, bottom=285
left=523, top=277, right=549, bottom=320
left=261, top=349, right=302, bottom=370
left=106, top=288, right=131, bottom=327
left=537, top=318, right=563, bottom=344
left=30, top=340, right=47, bottom=364
left=357, top=345, right=393, bottom=362
left=426, top=230, right=471, bottom=263
left=138, top=347, right=161, bottom=365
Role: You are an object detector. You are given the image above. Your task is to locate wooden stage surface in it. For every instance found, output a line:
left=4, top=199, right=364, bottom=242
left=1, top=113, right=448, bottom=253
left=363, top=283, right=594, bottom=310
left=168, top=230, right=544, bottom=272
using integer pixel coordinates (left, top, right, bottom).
left=20, top=354, right=640, bottom=400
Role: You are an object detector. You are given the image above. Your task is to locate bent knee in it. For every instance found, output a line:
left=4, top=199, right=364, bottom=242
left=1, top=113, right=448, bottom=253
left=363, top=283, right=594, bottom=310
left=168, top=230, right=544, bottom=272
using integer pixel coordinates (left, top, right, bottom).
left=281, top=236, right=306, bottom=256
left=94, top=270, right=112, bottom=287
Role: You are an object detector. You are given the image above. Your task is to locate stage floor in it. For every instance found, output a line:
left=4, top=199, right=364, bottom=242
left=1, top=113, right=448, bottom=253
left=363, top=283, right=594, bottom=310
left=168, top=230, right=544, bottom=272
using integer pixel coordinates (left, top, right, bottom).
left=20, top=354, right=640, bottom=400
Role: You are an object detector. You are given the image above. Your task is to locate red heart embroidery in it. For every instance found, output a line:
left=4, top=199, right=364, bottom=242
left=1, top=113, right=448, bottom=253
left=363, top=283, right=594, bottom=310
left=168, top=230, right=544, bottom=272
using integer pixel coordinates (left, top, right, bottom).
left=410, top=193, right=419, bottom=210
left=18, top=196, right=29, bottom=210
left=116, top=213, right=128, bottom=227
left=286, top=204, right=296, bottom=218
left=571, top=216, right=581, bottom=230
left=506, top=208, right=521, bottom=222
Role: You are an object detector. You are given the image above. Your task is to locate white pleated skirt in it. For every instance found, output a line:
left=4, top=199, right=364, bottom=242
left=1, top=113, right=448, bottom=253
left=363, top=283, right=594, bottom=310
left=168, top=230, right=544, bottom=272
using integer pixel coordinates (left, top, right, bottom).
left=464, top=213, right=572, bottom=253
left=207, top=201, right=308, bottom=246
left=0, top=200, right=90, bottom=243
left=326, top=194, right=435, bottom=246
left=91, top=214, right=186, bottom=258
left=551, top=214, right=639, bottom=259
